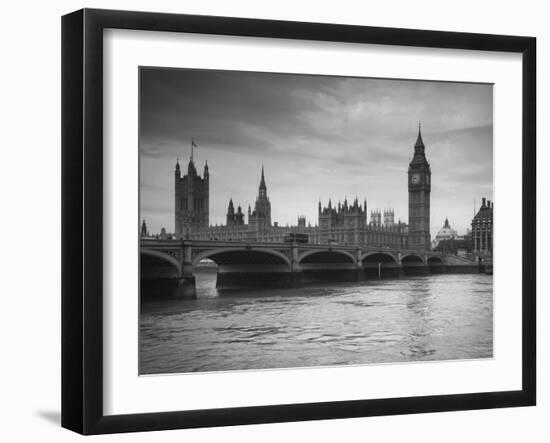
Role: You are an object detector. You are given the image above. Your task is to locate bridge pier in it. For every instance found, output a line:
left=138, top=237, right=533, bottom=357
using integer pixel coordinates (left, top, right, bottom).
left=290, top=243, right=303, bottom=288
left=179, top=241, right=196, bottom=298
left=175, top=276, right=197, bottom=298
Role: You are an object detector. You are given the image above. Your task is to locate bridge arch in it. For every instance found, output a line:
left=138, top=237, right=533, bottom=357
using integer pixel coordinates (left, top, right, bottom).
left=140, top=248, right=182, bottom=277
left=298, top=249, right=356, bottom=264
left=427, top=256, right=443, bottom=264
left=401, top=254, right=425, bottom=265
left=192, top=247, right=291, bottom=269
left=361, top=251, right=398, bottom=264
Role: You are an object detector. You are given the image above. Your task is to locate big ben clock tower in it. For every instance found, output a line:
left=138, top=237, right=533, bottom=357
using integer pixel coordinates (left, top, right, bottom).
left=408, top=123, right=431, bottom=251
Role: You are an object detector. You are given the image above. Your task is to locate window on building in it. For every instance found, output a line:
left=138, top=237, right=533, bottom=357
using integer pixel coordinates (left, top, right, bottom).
left=194, top=198, right=204, bottom=210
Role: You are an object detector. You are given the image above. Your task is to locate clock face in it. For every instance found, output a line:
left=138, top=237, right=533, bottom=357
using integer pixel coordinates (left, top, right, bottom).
left=411, top=173, right=421, bottom=185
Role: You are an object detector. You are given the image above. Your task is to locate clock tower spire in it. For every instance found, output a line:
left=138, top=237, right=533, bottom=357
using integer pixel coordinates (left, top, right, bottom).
left=408, top=123, right=431, bottom=251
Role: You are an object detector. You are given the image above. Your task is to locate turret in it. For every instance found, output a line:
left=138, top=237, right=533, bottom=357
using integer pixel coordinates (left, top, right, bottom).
left=204, top=160, right=209, bottom=180
left=383, top=208, right=395, bottom=227
left=187, top=158, right=197, bottom=176
left=235, top=205, right=244, bottom=225
left=226, top=198, right=235, bottom=226
left=175, top=158, right=180, bottom=179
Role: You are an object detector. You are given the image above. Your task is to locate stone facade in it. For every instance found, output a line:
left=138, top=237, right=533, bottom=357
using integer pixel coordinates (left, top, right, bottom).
left=472, top=197, right=493, bottom=254
left=226, top=199, right=245, bottom=226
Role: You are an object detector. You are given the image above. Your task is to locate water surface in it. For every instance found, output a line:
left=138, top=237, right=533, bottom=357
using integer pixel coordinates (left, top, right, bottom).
left=140, top=272, right=493, bottom=374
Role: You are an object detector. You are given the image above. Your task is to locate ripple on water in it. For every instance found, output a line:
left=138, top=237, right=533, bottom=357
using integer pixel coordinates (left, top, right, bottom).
left=140, top=273, right=493, bottom=374
left=295, top=333, right=324, bottom=341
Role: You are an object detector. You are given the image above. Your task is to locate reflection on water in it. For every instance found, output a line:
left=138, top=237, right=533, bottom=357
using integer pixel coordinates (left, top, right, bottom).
left=139, top=271, right=493, bottom=374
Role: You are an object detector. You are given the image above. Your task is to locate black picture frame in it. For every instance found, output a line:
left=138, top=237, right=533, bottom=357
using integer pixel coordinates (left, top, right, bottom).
left=61, top=8, right=536, bottom=435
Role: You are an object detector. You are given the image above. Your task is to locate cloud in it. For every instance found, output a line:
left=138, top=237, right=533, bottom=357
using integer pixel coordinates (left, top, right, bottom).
left=139, top=68, right=493, bottom=236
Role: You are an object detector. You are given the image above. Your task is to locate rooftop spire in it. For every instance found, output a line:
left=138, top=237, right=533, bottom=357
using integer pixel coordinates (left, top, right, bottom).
left=415, top=121, right=425, bottom=149
left=259, top=165, right=266, bottom=190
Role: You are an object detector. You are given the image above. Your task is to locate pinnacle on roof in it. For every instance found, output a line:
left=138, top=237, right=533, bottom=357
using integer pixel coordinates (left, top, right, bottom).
left=415, top=121, right=425, bottom=149
left=187, top=158, right=197, bottom=175
left=259, top=165, right=266, bottom=190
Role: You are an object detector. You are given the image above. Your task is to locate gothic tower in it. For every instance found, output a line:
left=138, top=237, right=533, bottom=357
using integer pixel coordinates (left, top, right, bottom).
left=140, top=219, right=148, bottom=238
left=408, top=123, right=431, bottom=251
left=226, top=198, right=235, bottom=225
left=174, top=142, right=209, bottom=238
left=248, top=166, right=272, bottom=232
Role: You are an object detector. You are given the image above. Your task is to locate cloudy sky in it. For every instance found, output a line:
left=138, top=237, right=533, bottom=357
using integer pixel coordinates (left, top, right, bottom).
left=140, top=67, right=493, bottom=237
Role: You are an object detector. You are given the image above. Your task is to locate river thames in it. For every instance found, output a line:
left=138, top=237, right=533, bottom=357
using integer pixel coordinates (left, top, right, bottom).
left=139, top=271, right=493, bottom=375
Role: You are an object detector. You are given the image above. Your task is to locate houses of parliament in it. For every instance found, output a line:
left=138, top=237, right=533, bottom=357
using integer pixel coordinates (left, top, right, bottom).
left=168, top=126, right=432, bottom=251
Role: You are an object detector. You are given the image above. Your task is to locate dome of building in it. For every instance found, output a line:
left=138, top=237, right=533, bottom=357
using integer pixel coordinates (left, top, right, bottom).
left=432, top=217, right=458, bottom=249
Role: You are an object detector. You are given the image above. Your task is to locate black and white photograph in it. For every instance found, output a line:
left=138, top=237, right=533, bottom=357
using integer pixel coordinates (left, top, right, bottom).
left=139, top=67, right=494, bottom=375
left=0, top=0, right=543, bottom=438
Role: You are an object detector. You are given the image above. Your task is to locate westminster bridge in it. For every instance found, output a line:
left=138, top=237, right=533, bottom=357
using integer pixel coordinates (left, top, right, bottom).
left=140, top=239, right=479, bottom=298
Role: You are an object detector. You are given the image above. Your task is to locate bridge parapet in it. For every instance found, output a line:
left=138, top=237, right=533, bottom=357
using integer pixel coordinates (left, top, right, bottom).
left=140, top=238, right=441, bottom=269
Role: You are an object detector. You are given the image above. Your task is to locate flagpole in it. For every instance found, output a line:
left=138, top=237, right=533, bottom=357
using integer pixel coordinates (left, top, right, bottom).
left=191, top=138, right=198, bottom=163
